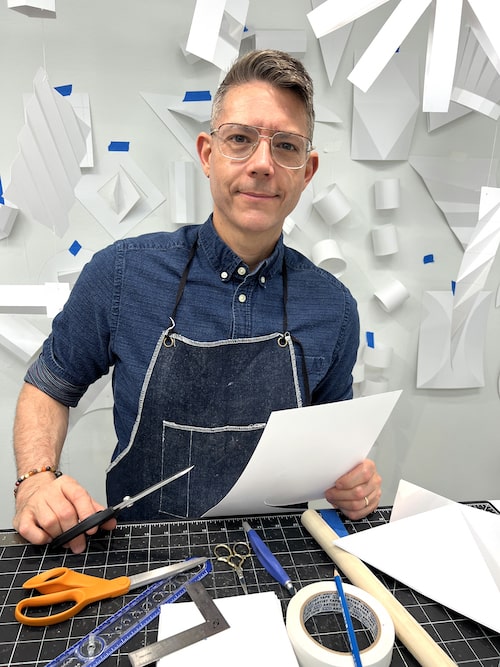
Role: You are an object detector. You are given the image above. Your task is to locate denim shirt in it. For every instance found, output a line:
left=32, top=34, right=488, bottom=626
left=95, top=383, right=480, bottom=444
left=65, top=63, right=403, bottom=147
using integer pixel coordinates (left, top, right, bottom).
left=26, top=216, right=360, bottom=460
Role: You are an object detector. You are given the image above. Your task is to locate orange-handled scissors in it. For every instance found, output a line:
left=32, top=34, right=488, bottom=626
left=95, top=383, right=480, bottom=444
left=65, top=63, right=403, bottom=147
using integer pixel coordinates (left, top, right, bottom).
left=15, top=556, right=207, bottom=626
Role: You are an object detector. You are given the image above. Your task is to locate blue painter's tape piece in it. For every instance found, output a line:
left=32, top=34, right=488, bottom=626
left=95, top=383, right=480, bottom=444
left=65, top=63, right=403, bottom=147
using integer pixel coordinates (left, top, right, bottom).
left=423, top=253, right=434, bottom=264
left=182, top=90, right=211, bottom=102
left=319, top=509, right=349, bottom=537
left=69, top=240, right=82, bottom=256
left=451, top=280, right=456, bottom=295
left=108, top=141, right=130, bottom=152
left=0, top=177, right=4, bottom=205
left=366, top=331, right=375, bottom=348
left=55, top=84, right=73, bottom=96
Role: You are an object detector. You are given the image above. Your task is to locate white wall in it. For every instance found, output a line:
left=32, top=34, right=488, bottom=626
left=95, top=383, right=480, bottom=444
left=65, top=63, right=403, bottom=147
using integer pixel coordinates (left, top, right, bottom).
left=1, top=0, right=499, bottom=529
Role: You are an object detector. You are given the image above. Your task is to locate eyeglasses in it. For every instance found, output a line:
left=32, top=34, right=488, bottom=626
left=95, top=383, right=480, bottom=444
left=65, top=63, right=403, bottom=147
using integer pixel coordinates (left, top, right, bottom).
left=210, top=123, right=313, bottom=170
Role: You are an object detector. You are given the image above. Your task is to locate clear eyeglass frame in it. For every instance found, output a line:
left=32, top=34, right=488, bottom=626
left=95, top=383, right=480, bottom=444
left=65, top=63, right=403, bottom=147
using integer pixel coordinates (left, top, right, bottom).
left=210, top=123, right=313, bottom=170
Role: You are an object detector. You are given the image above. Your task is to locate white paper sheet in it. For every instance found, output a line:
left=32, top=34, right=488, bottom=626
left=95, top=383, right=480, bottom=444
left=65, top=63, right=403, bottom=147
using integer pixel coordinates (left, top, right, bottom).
left=158, top=591, right=298, bottom=666
left=335, top=480, right=500, bottom=633
left=203, top=390, right=401, bottom=517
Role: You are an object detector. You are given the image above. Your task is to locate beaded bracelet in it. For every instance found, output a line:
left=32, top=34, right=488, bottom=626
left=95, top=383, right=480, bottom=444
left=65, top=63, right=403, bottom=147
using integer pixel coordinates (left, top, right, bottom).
left=14, top=465, right=63, bottom=496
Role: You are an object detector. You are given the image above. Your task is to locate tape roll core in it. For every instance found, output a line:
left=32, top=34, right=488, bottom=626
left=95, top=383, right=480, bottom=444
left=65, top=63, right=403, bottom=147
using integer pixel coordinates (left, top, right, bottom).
left=286, top=582, right=395, bottom=667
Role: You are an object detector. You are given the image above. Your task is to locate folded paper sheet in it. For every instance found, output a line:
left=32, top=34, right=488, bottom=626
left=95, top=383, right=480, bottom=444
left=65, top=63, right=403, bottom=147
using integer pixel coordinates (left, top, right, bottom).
left=5, top=68, right=89, bottom=237
left=335, top=479, right=500, bottom=633
left=158, top=592, right=298, bottom=666
left=203, top=390, right=401, bottom=517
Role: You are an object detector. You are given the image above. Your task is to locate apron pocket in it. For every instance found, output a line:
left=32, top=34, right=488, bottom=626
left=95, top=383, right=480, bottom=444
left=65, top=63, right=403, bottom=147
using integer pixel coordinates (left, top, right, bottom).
left=160, top=421, right=265, bottom=519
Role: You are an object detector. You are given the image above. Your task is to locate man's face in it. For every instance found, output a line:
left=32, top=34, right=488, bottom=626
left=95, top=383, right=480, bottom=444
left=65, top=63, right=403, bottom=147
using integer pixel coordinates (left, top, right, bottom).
left=197, top=81, right=318, bottom=250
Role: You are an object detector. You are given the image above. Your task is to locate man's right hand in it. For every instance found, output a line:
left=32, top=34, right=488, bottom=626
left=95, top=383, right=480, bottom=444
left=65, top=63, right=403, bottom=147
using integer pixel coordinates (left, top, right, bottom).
left=13, top=473, right=116, bottom=554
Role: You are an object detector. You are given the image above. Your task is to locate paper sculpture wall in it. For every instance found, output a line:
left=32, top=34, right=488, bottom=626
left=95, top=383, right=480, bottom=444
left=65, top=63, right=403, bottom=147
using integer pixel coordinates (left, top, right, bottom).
left=307, top=0, right=500, bottom=113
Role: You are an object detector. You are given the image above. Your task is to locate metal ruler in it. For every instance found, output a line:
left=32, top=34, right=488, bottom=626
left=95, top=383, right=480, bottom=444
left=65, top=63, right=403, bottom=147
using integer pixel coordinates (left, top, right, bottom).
left=44, top=559, right=212, bottom=667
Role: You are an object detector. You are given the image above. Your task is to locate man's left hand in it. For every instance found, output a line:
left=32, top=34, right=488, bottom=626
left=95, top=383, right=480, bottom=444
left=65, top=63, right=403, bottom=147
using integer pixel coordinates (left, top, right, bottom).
left=324, top=459, right=381, bottom=520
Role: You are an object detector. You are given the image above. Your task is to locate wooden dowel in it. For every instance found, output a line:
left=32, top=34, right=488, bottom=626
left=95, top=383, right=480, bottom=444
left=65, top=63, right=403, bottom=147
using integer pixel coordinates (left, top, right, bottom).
left=301, top=509, right=457, bottom=667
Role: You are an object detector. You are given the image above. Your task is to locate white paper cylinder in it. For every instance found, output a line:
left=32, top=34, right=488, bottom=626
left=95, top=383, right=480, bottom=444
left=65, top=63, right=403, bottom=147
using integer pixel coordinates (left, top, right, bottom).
left=374, top=279, right=409, bottom=312
left=374, top=178, right=400, bottom=209
left=371, top=224, right=399, bottom=256
left=313, top=183, right=351, bottom=225
left=311, top=238, right=347, bottom=277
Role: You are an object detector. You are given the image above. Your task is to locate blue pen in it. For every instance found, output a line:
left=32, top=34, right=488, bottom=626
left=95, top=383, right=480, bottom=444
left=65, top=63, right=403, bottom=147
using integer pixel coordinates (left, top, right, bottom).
left=334, top=569, right=363, bottom=667
left=242, top=521, right=296, bottom=595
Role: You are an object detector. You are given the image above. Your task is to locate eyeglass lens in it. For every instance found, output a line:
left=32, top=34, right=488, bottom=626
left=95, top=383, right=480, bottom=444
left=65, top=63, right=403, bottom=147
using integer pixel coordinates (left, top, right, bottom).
left=215, top=124, right=310, bottom=169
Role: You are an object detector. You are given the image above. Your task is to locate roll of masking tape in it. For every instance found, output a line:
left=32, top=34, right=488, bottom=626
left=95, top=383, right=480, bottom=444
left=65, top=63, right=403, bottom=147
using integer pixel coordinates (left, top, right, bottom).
left=286, top=582, right=395, bottom=667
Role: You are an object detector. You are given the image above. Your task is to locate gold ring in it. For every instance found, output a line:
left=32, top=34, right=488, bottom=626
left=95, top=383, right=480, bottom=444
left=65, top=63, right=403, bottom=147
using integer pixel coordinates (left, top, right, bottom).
left=364, top=496, right=369, bottom=507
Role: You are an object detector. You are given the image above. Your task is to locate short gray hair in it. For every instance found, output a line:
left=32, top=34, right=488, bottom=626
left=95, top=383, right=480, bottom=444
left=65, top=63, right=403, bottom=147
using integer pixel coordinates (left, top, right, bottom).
left=211, top=49, right=315, bottom=140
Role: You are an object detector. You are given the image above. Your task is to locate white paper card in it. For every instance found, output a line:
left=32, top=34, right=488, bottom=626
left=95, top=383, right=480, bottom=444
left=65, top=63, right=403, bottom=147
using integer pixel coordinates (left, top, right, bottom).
left=158, top=592, right=299, bottom=666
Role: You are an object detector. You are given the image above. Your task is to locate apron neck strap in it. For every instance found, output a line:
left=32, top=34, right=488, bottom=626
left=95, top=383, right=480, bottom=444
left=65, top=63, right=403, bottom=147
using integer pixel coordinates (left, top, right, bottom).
left=170, top=237, right=311, bottom=405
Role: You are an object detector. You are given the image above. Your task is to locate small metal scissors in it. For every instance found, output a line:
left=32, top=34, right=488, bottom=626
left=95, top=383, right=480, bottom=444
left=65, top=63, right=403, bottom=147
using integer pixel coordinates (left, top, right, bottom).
left=214, top=541, right=251, bottom=594
left=15, top=556, right=207, bottom=626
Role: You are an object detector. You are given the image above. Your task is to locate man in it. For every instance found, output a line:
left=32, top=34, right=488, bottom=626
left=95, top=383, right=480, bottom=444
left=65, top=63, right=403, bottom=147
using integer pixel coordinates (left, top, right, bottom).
left=13, top=50, right=381, bottom=553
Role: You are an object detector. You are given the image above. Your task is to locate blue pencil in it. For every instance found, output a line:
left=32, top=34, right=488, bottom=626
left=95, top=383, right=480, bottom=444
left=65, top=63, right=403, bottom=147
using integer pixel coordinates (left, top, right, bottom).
left=334, top=569, right=363, bottom=667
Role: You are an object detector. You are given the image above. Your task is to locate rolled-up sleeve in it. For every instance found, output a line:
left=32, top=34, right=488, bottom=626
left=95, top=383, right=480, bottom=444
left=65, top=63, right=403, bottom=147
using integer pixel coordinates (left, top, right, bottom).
left=24, top=244, right=117, bottom=407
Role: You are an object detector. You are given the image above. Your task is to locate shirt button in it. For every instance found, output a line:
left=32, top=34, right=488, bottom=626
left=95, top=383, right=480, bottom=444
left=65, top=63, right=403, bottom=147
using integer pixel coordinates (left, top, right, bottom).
left=237, top=266, right=247, bottom=276
left=260, top=276, right=266, bottom=285
left=220, top=271, right=229, bottom=280
left=238, top=294, right=247, bottom=303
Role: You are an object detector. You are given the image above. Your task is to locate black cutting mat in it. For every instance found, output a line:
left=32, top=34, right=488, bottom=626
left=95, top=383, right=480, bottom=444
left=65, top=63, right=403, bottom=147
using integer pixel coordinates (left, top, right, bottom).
left=1, top=505, right=499, bottom=666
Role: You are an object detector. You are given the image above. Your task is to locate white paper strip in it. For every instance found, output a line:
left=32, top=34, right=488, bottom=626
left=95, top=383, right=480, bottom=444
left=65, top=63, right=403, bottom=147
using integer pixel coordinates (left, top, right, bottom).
left=348, top=0, right=431, bottom=92
left=371, top=224, right=398, bottom=256
left=307, top=0, right=390, bottom=39
left=422, top=0, right=462, bottom=112
left=374, top=178, right=400, bottom=209
left=0, top=283, right=70, bottom=318
left=451, top=86, right=500, bottom=120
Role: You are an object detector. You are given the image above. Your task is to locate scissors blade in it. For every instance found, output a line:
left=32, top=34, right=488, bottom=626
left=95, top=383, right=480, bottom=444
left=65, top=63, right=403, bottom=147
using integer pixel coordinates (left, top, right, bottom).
left=113, top=465, right=194, bottom=511
left=127, top=556, right=208, bottom=590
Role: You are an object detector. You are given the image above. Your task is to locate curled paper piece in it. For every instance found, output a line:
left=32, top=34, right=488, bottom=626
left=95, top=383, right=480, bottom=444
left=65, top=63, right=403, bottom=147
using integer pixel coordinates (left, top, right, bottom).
left=363, top=342, right=393, bottom=369
left=313, top=183, right=351, bottom=225
left=374, top=279, right=409, bottom=312
left=371, top=224, right=399, bottom=256
left=311, top=238, right=347, bottom=277
left=374, top=178, right=400, bottom=210
left=0, top=203, right=19, bottom=240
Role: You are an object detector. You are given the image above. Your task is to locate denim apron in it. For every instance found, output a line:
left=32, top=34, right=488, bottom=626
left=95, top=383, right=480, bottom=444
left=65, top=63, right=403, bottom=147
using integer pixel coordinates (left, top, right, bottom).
left=106, top=238, right=310, bottom=520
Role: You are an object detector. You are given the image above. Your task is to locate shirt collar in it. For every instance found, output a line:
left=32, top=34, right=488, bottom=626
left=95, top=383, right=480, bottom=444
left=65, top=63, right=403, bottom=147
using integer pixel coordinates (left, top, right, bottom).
left=198, top=215, right=285, bottom=283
